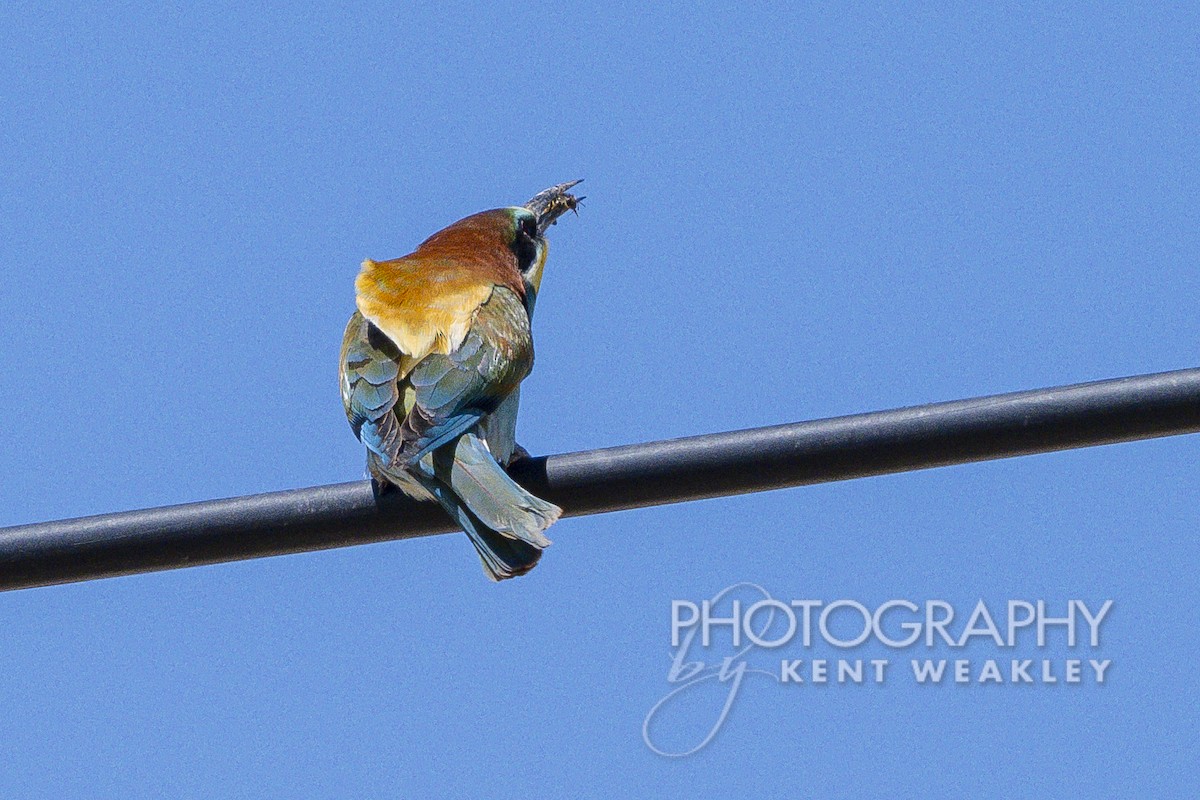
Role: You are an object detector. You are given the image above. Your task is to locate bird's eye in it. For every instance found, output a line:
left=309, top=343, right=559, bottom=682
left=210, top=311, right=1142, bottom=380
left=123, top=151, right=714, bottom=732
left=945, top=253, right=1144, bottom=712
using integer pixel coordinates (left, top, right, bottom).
left=520, top=216, right=537, bottom=239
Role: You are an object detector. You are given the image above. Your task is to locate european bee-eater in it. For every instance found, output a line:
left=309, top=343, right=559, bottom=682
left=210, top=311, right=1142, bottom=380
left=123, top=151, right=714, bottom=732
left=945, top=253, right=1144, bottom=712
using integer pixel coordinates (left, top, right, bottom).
left=340, top=182, right=581, bottom=580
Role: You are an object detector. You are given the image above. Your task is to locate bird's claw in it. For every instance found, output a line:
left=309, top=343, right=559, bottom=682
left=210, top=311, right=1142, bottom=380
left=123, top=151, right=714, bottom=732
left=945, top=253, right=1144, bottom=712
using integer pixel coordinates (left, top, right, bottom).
left=506, top=443, right=533, bottom=467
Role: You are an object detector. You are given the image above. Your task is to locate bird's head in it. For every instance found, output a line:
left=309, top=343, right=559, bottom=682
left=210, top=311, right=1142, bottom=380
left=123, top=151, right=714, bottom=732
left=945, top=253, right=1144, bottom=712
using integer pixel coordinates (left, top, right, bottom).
left=412, top=180, right=583, bottom=305
left=516, top=179, right=583, bottom=296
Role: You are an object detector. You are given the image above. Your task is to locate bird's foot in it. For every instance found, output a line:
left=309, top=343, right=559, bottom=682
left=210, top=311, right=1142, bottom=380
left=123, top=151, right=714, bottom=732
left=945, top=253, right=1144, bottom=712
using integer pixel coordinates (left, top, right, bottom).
left=370, top=476, right=396, bottom=498
left=506, top=443, right=533, bottom=467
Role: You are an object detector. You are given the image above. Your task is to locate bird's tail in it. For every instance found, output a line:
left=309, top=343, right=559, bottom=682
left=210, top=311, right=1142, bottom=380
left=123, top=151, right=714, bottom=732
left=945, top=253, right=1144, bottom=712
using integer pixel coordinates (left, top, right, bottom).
left=435, top=489, right=544, bottom=580
left=397, top=432, right=560, bottom=580
left=431, top=433, right=560, bottom=547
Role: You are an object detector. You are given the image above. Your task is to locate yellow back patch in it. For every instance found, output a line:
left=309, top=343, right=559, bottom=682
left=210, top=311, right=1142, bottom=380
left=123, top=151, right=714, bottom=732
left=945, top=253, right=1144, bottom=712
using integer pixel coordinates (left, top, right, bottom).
left=355, top=257, right=495, bottom=364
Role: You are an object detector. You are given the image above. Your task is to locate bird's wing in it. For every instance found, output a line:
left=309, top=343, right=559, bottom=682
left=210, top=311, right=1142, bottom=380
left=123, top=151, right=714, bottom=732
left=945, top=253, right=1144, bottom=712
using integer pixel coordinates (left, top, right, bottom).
left=341, top=286, right=533, bottom=470
left=397, top=285, right=533, bottom=465
left=340, top=310, right=406, bottom=464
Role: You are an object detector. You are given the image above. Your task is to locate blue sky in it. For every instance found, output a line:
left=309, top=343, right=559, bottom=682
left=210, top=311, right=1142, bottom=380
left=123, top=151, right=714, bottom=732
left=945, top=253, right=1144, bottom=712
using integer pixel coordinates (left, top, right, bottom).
left=2, top=2, right=1198, bottom=796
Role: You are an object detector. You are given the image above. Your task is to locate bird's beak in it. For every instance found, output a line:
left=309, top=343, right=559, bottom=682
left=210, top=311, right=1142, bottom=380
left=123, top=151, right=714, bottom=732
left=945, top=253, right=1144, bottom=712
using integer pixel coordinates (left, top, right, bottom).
left=524, top=180, right=584, bottom=234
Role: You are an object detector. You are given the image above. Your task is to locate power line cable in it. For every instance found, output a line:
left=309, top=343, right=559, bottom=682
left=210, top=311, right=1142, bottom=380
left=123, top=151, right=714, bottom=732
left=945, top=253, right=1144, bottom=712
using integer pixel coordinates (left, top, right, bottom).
left=1, top=367, right=1197, bottom=592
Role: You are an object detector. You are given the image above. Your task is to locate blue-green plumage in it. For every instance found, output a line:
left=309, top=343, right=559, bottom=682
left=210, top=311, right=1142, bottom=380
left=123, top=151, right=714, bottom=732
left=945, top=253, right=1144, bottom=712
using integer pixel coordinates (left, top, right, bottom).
left=340, top=185, right=580, bottom=580
left=341, top=306, right=556, bottom=580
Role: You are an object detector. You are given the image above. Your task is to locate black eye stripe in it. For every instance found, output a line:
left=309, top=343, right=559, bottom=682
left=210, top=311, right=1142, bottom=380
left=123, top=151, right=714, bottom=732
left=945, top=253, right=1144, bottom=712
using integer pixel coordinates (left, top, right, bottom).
left=511, top=216, right=538, bottom=271
left=513, top=237, right=537, bottom=269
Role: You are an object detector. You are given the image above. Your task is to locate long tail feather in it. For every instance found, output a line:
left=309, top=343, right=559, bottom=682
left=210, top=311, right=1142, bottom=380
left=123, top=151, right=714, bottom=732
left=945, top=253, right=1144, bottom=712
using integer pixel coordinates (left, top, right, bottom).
left=379, top=433, right=557, bottom=579
left=460, top=508, right=543, bottom=581
left=403, top=464, right=543, bottom=580
left=428, top=433, right=559, bottom=548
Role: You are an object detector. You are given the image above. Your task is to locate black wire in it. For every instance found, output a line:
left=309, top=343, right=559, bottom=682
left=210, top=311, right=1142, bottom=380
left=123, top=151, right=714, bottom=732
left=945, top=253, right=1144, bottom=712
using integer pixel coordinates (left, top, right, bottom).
left=2, top=367, right=1198, bottom=592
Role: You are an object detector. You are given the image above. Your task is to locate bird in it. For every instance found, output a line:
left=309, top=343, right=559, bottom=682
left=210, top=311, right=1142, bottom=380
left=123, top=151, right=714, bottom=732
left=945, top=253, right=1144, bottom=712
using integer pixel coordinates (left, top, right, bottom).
left=339, top=182, right=582, bottom=580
